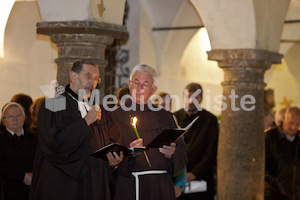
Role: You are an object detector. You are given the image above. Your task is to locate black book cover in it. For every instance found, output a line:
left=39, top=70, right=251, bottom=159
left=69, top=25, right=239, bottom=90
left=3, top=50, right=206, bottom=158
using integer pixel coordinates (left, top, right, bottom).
left=146, top=129, right=188, bottom=149
left=145, top=115, right=198, bottom=149
left=90, top=143, right=147, bottom=161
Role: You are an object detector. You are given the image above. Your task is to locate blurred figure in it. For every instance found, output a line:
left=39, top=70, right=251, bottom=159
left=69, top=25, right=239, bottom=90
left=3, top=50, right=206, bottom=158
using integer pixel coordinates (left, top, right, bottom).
left=0, top=102, right=37, bottom=200
left=29, top=97, right=45, bottom=132
left=11, top=93, right=33, bottom=131
left=116, top=86, right=130, bottom=107
left=275, top=107, right=288, bottom=126
left=265, top=106, right=300, bottom=200
left=264, top=109, right=275, bottom=131
left=152, top=92, right=172, bottom=111
left=264, top=89, right=275, bottom=110
left=174, top=83, right=219, bottom=200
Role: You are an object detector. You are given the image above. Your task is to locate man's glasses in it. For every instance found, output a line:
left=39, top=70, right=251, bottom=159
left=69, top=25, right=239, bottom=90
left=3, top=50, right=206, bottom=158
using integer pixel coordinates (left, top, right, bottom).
left=4, top=114, right=23, bottom=121
left=81, top=73, right=101, bottom=83
left=130, top=79, right=152, bottom=89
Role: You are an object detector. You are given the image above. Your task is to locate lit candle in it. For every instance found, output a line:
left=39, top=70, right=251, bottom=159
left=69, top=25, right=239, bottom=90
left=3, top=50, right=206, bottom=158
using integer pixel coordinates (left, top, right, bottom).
left=131, top=116, right=140, bottom=139
left=130, top=116, right=151, bottom=167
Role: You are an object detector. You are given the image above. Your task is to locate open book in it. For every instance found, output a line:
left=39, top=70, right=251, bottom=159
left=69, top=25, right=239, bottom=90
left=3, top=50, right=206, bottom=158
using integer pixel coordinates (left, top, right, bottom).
left=90, top=143, right=147, bottom=161
left=146, top=115, right=199, bottom=149
left=90, top=116, right=199, bottom=160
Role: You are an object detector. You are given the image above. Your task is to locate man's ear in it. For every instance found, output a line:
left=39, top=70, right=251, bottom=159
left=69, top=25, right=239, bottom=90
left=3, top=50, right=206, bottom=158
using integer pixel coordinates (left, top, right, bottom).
left=199, top=96, right=203, bottom=104
left=151, top=85, right=158, bottom=95
left=70, top=71, right=77, bottom=84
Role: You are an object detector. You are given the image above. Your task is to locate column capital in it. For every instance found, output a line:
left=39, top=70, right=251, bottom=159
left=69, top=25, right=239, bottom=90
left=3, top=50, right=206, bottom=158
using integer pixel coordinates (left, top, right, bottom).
left=207, top=49, right=283, bottom=88
left=36, top=21, right=128, bottom=94
left=37, top=21, right=128, bottom=40
left=207, top=49, right=282, bottom=69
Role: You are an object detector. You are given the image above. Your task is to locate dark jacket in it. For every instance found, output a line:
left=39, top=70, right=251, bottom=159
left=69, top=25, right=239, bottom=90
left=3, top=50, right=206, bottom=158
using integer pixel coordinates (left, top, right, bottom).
left=173, top=108, right=219, bottom=199
left=265, top=126, right=300, bottom=200
left=0, top=127, right=37, bottom=200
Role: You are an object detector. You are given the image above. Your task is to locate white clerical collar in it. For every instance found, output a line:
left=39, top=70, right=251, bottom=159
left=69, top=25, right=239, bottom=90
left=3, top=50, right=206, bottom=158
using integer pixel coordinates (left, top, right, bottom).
left=6, top=128, right=24, bottom=136
left=282, top=129, right=296, bottom=142
left=68, top=93, right=91, bottom=118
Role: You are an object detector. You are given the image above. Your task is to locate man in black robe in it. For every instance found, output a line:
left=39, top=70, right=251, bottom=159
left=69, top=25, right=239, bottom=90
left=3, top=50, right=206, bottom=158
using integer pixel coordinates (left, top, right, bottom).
left=29, top=59, right=123, bottom=200
left=174, top=83, right=219, bottom=200
left=111, top=64, right=188, bottom=200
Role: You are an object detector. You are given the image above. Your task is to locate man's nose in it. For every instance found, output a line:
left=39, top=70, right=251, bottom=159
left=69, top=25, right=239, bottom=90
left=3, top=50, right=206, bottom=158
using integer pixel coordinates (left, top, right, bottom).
left=291, top=124, right=299, bottom=130
left=12, top=116, right=19, bottom=121
left=137, top=84, right=144, bottom=89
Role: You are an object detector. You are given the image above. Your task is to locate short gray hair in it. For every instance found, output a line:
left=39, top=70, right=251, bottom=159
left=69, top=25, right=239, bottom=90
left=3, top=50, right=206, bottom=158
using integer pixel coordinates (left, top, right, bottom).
left=130, top=64, right=158, bottom=85
left=285, top=106, right=300, bottom=118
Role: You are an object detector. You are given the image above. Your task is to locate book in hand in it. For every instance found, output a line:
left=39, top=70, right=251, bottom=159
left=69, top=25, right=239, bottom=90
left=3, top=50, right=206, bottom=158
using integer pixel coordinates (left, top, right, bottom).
left=90, top=142, right=147, bottom=161
left=145, top=129, right=188, bottom=149
left=90, top=116, right=199, bottom=160
left=146, top=116, right=199, bottom=149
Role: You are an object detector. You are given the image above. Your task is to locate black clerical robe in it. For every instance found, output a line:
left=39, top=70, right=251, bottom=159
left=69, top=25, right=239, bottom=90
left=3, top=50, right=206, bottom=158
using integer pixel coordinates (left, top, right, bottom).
left=174, top=108, right=219, bottom=200
left=0, top=128, right=37, bottom=200
left=29, top=88, right=114, bottom=200
left=111, top=100, right=188, bottom=200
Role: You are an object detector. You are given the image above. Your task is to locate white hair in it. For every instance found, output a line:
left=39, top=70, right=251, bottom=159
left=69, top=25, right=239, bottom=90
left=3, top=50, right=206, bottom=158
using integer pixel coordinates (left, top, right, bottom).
left=130, top=64, right=158, bottom=85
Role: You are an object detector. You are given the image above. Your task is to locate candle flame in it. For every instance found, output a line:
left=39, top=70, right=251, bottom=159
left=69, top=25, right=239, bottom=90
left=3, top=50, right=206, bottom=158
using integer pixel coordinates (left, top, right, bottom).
left=131, top=116, right=138, bottom=127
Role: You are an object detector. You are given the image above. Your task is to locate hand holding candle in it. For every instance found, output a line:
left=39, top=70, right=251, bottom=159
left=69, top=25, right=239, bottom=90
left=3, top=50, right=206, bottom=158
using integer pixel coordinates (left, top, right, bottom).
left=130, top=116, right=152, bottom=168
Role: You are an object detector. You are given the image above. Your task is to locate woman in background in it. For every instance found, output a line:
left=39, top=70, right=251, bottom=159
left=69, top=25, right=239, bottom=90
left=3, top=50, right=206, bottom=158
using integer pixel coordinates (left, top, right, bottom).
left=0, top=102, right=37, bottom=200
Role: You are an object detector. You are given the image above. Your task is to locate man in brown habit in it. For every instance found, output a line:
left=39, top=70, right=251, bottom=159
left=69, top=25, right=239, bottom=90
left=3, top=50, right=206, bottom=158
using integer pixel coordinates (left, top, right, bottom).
left=111, top=64, right=188, bottom=200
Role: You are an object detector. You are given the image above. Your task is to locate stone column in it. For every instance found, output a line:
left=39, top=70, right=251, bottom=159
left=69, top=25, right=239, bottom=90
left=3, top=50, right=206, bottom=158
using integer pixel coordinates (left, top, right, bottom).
left=207, top=49, right=282, bottom=200
left=36, top=21, right=127, bottom=100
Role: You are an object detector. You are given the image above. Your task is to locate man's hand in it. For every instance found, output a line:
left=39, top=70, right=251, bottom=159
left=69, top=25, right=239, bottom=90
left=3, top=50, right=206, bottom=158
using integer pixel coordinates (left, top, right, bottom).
left=129, top=138, right=143, bottom=148
left=23, top=172, right=32, bottom=186
left=159, top=142, right=176, bottom=159
left=107, top=151, right=124, bottom=168
left=84, top=105, right=101, bottom=126
left=186, top=172, right=196, bottom=190
left=174, top=185, right=182, bottom=198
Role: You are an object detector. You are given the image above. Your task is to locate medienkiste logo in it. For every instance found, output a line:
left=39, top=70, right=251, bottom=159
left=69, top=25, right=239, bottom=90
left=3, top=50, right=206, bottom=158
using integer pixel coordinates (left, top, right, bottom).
left=39, top=80, right=257, bottom=113
left=40, top=80, right=66, bottom=112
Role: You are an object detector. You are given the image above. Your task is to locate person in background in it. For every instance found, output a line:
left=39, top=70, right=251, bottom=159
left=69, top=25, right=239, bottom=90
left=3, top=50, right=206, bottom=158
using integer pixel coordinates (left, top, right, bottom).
left=152, top=92, right=173, bottom=112
left=11, top=93, right=33, bottom=131
left=111, top=64, right=187, bottom=200
left=265, top=106, right=300, bottom=200
left=264, top=108, right=275, bottom=131
left=264, top=89, right=275, bottom=110
left=274, top=107, right=288, bottom=126
left=174, top=83, right=219, bottom=200
left=29, top=59, right=123, bottom=200
left=153, top=91, right=187, bottom=198
left=29, top=96, right=45, bottom=133
left=116, top=86, right=130, bottom=107
left=0, top=102, right=37, bottom=200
